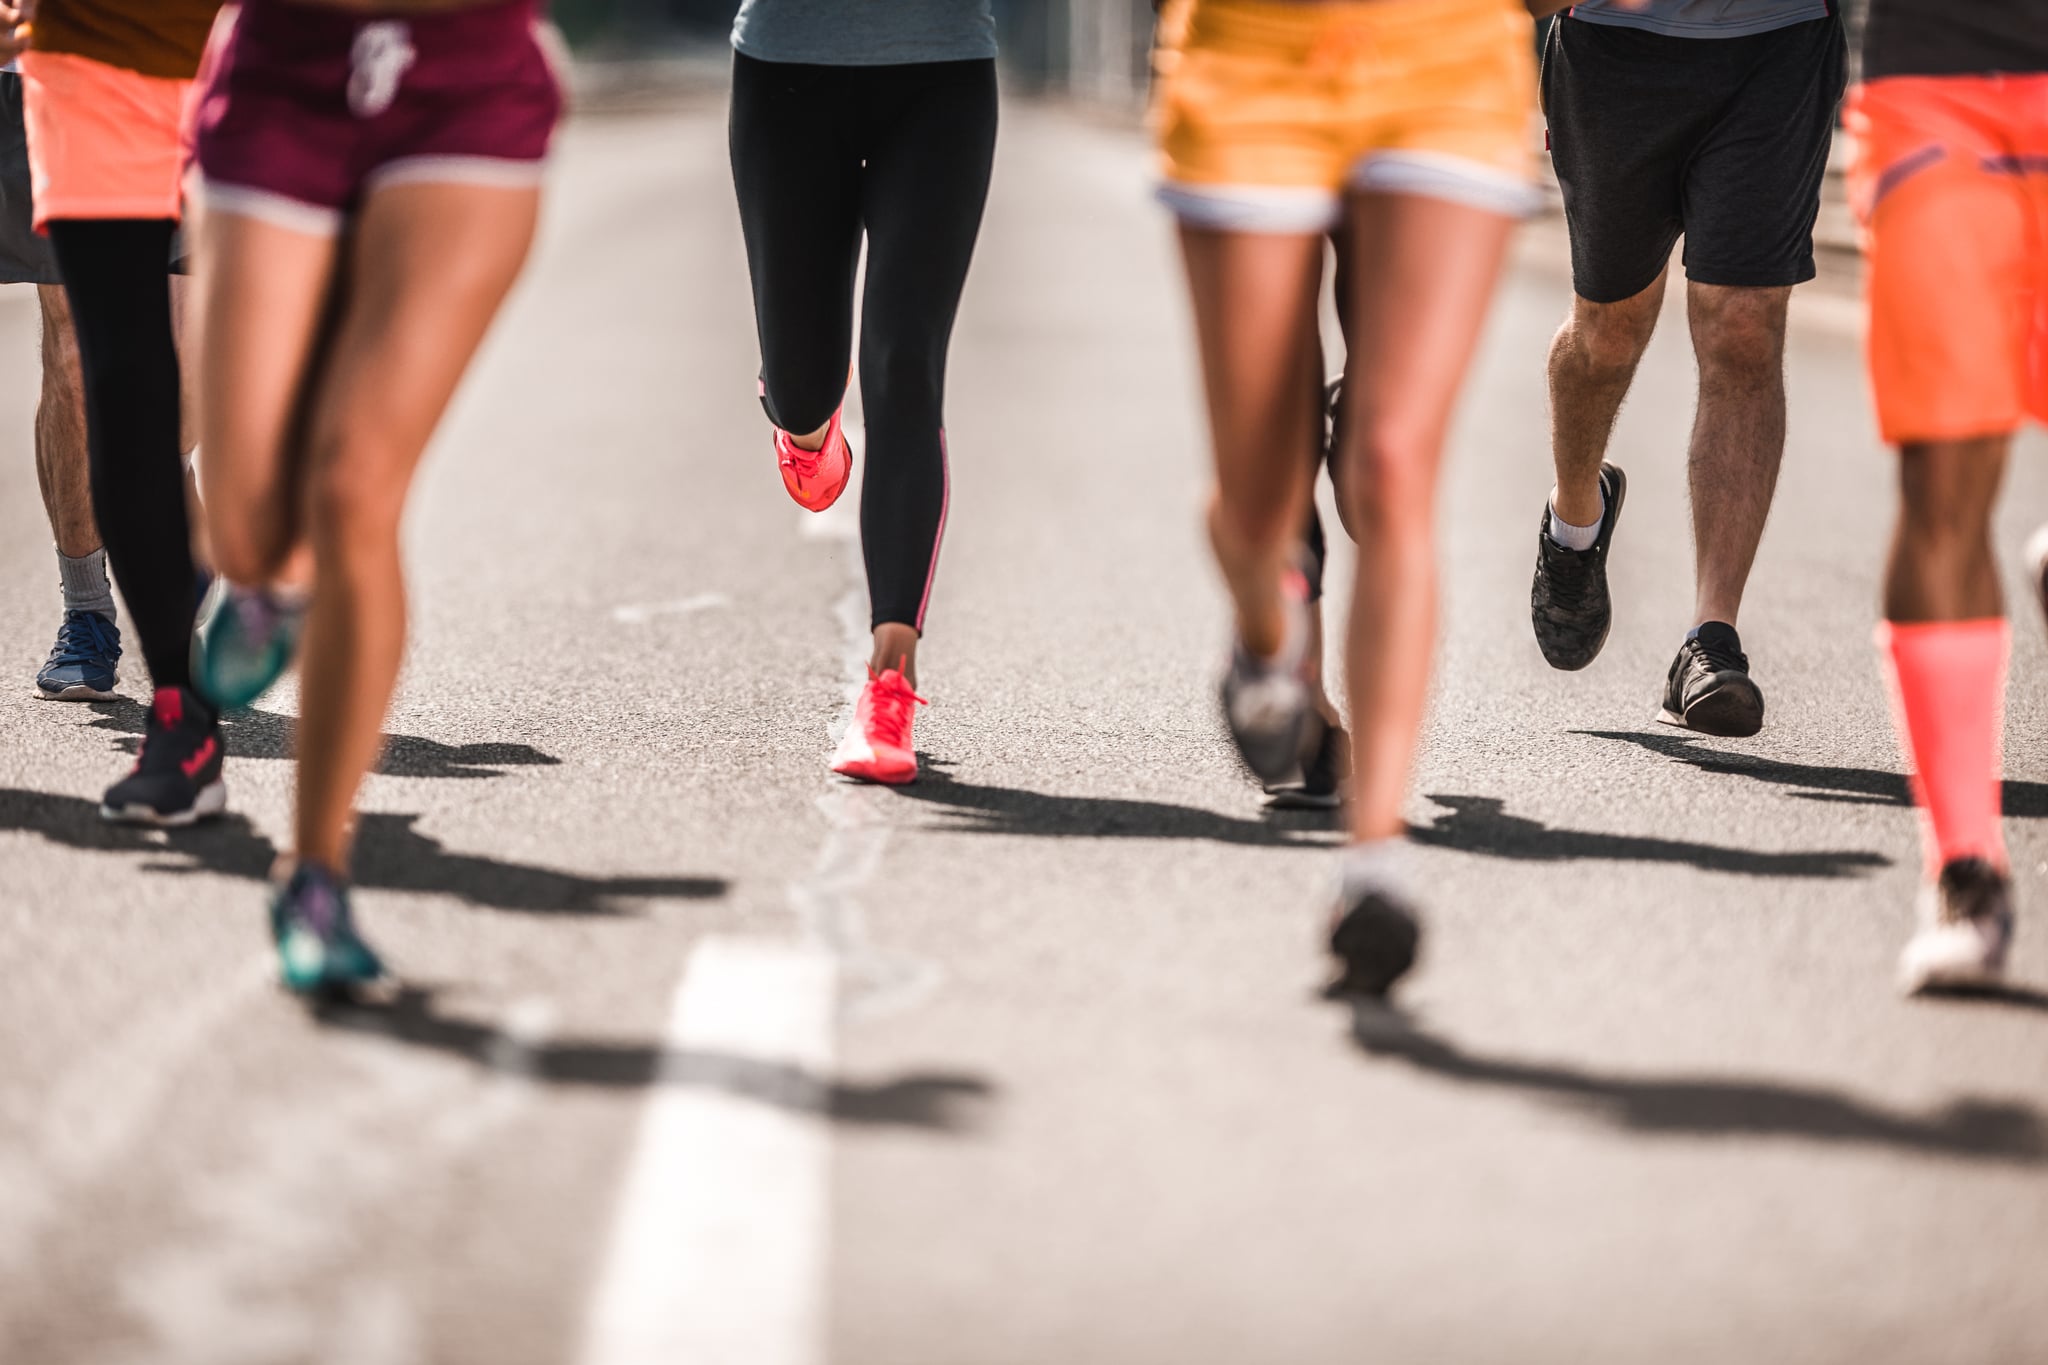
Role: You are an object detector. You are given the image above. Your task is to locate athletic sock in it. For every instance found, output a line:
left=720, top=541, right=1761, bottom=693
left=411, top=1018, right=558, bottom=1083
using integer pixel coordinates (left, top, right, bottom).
left=58, top=548, right=116, bottom=621
left=1878, top=619, right=2009, bottom=876
left=1339, top=836, right=1412, bottom=901
left=1546, top=489, right=1602, bottom=552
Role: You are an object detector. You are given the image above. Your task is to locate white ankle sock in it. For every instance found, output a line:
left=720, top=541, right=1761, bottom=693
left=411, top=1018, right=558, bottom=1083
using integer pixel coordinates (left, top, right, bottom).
left=1547, top=503, right=1602, bottom=552
left=1338, top=837, right=1411, bottom=900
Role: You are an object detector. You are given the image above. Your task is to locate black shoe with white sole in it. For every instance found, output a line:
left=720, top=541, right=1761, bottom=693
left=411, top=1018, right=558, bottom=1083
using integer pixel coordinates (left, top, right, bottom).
left=1659, top=621, right=1764, bottom=738
left=1265, top=721, right=1348, bottom=810
left=1899, top=858, right=2015, bottom=995
left=1220, top=589, right=1313, bottom=786
left=1530, top=463, right=1626, bottom=671
left=101, top=685, right=226, bottom=827
left=1327, top=884, right=1422, bottom=998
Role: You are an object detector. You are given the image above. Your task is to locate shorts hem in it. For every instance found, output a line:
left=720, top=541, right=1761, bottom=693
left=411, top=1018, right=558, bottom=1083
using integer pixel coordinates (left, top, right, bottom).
left=1157, top=181, right=1339, bottom=234
left=1682, top=262, right=1816, bottom=291
left=199, top=179, right=344, bottom=236
left=31, top=195, right=183, bottom=232
left=1347, top=151, right=1540, bottom=220
left=1880, top=416, right=2031, bottom=448
left=364, top=155, right=549, bottom=193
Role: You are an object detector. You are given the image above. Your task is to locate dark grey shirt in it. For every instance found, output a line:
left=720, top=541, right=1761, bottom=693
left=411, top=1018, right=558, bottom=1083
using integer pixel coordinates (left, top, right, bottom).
left=1569, top=0, right=1831, bottom=39
left=731, top=0, right=998, bottom=65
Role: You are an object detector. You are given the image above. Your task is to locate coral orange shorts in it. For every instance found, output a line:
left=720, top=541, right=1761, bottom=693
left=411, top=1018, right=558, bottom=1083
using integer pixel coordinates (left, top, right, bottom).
left=1848, top=74, right=2048, bottom=444
left=19, top=49, right=192, bottom=231
left=1152, top=0, right=1538, bottom=232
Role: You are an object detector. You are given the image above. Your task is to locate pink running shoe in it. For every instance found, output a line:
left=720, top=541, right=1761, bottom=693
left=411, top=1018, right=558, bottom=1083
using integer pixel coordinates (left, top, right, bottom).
left=775, top=406, right=852, bottom=512
left=831, top=667, right=926, bottom=785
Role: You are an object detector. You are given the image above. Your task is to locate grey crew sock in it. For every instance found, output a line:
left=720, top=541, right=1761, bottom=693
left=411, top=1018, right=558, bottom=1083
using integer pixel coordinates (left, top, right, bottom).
left=58, top=548, right=116, bottom=621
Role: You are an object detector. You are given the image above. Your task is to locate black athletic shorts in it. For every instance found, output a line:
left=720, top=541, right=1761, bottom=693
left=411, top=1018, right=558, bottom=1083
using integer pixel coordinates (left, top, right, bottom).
left=0, top=72, right=60, bottom=286
left=1541, top=13, right=1847, bottom=304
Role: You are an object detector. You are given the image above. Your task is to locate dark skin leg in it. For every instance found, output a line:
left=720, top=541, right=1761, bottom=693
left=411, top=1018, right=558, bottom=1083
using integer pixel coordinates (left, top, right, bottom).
left=1884, top=437, right=2010, bottom=623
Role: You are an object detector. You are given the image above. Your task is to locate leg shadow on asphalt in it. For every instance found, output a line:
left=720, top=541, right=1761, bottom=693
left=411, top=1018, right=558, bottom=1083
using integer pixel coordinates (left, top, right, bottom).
left=313, top=985, right=994, bottom=1132
left=887, top=760, right=1339, bottom=846
left=85, top=698, right=562, bottom=780
left=1347, top=1001, right=2048, bottom=1162
left=1577, top=729, right=2048, bottom=818
left=0, top=789, right=727, bottom=916
left=1412, top=793, right=1892, bottom=878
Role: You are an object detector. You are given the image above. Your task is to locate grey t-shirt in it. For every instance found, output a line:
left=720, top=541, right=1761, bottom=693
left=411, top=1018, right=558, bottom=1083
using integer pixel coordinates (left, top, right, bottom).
left=732, top=0, right=998, bottom=65
left=1568, top=0, right=1831, bottom=39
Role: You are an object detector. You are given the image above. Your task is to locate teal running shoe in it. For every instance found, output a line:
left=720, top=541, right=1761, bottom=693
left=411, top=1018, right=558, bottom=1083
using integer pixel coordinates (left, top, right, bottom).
left=195, top=585, right=305, bottom=710
left=270, top=863, right=386, bottom=997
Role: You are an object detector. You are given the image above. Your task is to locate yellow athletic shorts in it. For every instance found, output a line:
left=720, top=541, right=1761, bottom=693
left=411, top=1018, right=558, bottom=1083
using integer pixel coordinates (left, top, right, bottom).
left=1152, top=0, right=1539, bottom=231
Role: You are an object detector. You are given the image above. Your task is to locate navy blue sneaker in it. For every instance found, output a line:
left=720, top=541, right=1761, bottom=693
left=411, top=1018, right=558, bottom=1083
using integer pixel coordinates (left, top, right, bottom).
left=35, top=609, right=121, bottom=701
left=271, top=863, right=387, bottom=997
left=194, top=584, right=305, bottom=710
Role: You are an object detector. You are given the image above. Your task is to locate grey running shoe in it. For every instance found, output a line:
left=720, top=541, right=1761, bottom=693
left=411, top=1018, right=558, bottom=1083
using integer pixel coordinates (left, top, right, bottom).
left=1220, top=591, right=1312, bottom=785
left=1530, top=463, right=1627, bottom=671
left=1328, top=883, right=1422, bottom=998
left=1659, top=621, right=1765, bottom=737
left=1899, top=858, right=2015, bottom=995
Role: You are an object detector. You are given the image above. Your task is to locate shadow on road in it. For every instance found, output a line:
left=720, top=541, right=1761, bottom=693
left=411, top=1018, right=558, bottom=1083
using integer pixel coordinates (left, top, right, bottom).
left=316, top=986, right=994, bottom=1131
left=884, top=762, right=1336, bottom=846
left=0, top=788, right=726, bottom=916
left=85, top=698, right=562, bottom=781
left=1579, top=729, right=2048, bottom=817
left=1348, top=1003, right=2048, bottom=1163
left=1411, top=793, right=1891, bottom=878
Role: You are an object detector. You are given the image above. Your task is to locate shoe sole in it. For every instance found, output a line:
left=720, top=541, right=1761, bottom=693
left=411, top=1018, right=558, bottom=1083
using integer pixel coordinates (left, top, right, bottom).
left=1900, top=957, right=2007, bottom=997
left=832, top=762, right=918, bottom=786
left=1263, top=788, right=1342, bottom=811
left=1533, top=465, right=1627, bottom=672
left=1657, top=678, right=1765, bottom=738
left=34, top=682, right=117, bottom=702
left=100, top=779, right=228, bottom=828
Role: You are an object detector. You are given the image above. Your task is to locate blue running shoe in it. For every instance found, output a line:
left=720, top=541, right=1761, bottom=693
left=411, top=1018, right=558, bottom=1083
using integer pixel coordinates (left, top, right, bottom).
left=194, top=585, right=305, bottom=710
left=35, top=609, right=121, bottom=701
left=270, top=863, right=387, bottom=997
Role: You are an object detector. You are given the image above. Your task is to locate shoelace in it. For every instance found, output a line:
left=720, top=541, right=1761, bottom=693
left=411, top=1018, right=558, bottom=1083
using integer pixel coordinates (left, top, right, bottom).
left=1691, top=635, right=1748, bottom=676
left=1542, top=544, right=1595, bottom=609
left=46, top=611, right=117, bottom=668
left=778, top=432, right=826, bottom=480
left=868, top=676, right=928, bottom=750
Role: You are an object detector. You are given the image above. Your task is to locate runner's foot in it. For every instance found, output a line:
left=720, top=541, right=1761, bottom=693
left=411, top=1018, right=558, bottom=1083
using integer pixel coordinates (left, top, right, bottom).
left=1530, top=463, right=1627, bottom=671
left=1265, top=721, right=1349, bottom=810
left=193, top=584, right=306, bottom=710
left=100, top=685, right=226, bottom=826
left=1328, top=882, right=1422, bottom=998
left=271, top=861, right=388, bottom=997
left=1659, top=620, right=1765, bottom=737
left=832, top=667, right=925, bottom=785
left=2026, top=524, right=2048, bottom=635
left=34, top=609, right=121, bottom=701
left=776, top=406, right=852, bottom=513
left=1899, top=857, right=2015, bottom=995
left=1221, top=584, right=1312, bottom=785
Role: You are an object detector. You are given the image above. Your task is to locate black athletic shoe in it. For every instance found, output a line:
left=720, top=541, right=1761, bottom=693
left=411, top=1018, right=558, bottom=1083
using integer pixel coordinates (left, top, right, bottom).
left=1530, top=463, right=1627, bottom=671
left=1265, top=721, right=1348, bottom=810
left=1899, top=858, right=2015, bottom=995
left=2027, top=525, right=2048, bottom=636
left=1220, top=589, right=1313, bottom=785
left=101, top=685, right=227, bottom=827
left=1659, top=621, right=1765, bottom=738
left=1321, top=376, right=1344, bottom=464
left=1328, top=884, right=1422, bottom=998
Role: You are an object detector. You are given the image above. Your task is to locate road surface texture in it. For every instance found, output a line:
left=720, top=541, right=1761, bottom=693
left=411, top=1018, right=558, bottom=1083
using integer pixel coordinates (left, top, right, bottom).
left=3, top=89, right=2046, bottom=1365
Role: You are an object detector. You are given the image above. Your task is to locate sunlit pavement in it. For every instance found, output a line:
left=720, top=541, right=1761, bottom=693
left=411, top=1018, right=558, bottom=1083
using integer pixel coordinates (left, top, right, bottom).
left=3, top=93, right=2046, bottom=1365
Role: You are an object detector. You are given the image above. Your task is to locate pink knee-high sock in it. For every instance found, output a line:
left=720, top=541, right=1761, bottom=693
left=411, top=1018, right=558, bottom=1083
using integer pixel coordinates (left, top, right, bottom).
left=1877, top=619, right=2010, bottom=875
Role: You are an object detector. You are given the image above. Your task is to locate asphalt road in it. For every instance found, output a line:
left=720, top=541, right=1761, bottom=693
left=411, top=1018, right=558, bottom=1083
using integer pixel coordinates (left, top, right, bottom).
left=3, top=93, right=2046, bottom=1365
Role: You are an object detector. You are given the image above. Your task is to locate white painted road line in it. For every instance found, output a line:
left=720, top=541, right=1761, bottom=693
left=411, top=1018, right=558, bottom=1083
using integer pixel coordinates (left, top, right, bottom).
left=610, top=593, right=732, bottom=625
left=577, top=937, right=837, bottom=1365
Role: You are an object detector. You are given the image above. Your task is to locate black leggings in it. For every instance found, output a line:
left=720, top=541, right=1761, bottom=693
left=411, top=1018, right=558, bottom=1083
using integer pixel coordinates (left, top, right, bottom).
left=730, top=52, right=997, bottom=633
left=47, top=219, right=197, bottom=692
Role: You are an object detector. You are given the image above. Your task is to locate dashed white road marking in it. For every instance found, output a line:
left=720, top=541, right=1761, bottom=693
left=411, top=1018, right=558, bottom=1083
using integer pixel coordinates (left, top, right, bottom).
left=576, top=937, right=836, bottom=1365
left=610, top=592, right=731, bottom=625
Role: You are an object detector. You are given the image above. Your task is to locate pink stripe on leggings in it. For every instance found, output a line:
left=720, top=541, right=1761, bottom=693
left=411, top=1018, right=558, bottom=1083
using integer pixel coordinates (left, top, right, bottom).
left=915, top=429, right=950, bottom=632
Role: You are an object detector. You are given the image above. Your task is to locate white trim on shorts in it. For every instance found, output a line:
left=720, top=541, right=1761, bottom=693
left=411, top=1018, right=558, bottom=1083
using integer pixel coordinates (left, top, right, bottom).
left=364, top=155, right=548, bottom=193
left=1347, top=151, right=1542, bottom=219
left=1157, top=182, right=1341, bottom=234
left=197, top=178, right=345, bottom=237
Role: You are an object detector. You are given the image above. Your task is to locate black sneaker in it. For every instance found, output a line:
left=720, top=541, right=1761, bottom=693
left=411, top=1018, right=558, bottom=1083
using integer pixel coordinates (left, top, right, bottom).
left=1265, top=721, right=1348, bottom=810
left=1328, top=884, right=1422, bottom=998
left=2027, top=525, right=2048, bottom=636
left=1530, top=463, right=1627, bottom=671
left=1659, top=621, right=1764, bottom=737
left=100, top=685, right=227, bottom=826
left=1899, top=858, right=2015, bottom=995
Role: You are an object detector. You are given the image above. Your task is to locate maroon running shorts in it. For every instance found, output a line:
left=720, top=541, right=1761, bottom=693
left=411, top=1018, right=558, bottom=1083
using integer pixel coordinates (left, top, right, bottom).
left=193, top=0, right=563, bottom=233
